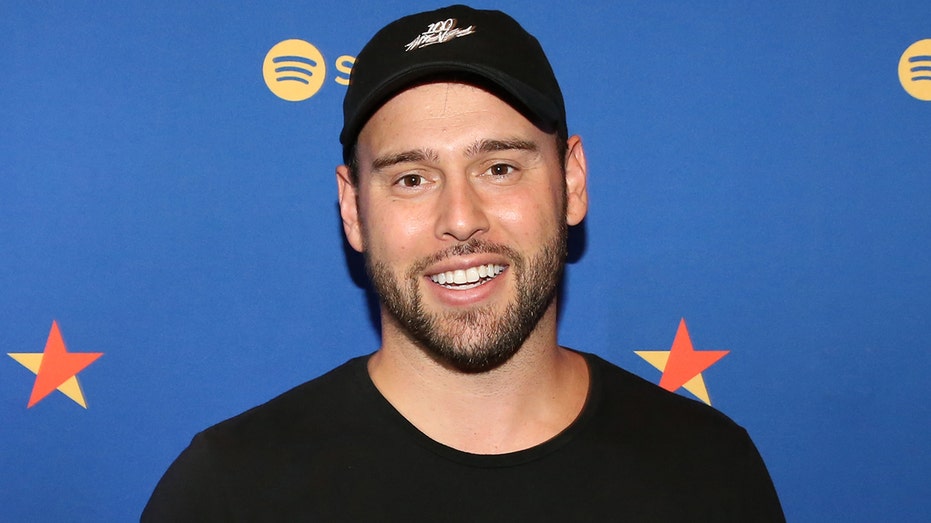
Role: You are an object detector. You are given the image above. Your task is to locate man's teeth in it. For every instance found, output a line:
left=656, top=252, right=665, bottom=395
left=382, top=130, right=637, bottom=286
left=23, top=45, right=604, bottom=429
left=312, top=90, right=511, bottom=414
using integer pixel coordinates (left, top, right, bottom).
left=430, top=264, right=505, bottom=287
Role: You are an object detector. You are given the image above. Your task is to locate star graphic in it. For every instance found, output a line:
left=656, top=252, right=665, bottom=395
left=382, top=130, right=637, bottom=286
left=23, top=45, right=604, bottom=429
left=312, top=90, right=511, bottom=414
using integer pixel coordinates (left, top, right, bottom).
left=8, top=321, right=103, bottom=408
left=634, top=318, right=729, bottom=405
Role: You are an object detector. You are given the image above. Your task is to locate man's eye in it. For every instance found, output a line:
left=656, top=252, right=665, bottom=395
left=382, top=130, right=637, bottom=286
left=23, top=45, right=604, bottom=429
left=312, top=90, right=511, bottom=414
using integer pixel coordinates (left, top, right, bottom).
left=488, top=164, right=515, bottom=176
left=397, top=174, right=425, bottom=188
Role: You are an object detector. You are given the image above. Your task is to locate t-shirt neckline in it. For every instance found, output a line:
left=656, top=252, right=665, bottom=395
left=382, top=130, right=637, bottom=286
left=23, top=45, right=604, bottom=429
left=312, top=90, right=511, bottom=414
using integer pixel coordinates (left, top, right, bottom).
left=353, top=350, right=602, bottom=468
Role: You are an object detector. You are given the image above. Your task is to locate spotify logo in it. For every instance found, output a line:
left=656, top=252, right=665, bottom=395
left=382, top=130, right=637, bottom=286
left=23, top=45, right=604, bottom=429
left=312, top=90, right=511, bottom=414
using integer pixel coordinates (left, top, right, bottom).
left=899, top=39, right=931, bottom=101
left=263, top=39, right=354, bottom=102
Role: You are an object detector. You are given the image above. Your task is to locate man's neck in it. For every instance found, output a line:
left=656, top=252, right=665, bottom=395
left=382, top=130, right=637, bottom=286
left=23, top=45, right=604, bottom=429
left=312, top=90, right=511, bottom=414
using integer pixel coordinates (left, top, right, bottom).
left=367, top=307, right=590, bottom=454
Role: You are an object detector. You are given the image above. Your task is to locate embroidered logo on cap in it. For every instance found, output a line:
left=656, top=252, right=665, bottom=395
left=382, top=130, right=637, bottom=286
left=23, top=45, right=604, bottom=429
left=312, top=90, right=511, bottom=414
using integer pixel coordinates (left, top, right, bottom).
left=405, top=18, right=476, bottom=52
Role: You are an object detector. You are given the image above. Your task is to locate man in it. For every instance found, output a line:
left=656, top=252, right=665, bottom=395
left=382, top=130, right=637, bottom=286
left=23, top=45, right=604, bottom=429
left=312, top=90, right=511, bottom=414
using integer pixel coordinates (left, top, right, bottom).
left=144, top=5, right=784, bottom=521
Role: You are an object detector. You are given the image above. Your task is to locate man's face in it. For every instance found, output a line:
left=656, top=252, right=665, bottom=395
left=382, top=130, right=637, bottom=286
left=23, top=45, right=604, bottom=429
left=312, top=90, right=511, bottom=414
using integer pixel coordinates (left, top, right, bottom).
left=338, top=82, right=585, bottom=372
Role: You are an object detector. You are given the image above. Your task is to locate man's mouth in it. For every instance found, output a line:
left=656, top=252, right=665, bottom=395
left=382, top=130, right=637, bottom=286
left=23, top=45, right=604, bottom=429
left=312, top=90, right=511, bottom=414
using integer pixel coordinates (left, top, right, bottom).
left=429, top=263, right=506, bottom=290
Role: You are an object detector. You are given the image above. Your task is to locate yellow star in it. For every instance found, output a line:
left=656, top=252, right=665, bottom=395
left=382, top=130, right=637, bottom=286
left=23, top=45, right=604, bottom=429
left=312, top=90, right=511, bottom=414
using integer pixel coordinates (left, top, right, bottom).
left=635, top=318, right=728, bottom=406
left=8, top=321, right=103, bottom=408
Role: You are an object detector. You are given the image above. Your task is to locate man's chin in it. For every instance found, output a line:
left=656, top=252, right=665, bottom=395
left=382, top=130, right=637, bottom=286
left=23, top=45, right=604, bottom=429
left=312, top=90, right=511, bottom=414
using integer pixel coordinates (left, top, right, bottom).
left=423, top=342, right=521, bottom=374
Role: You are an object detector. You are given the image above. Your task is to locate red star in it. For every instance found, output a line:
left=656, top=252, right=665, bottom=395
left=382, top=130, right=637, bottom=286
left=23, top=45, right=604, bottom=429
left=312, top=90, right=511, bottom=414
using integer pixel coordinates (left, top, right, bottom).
left=658, top=318, right=729, bottom=393
left=22, top=321, right=103, bottom=408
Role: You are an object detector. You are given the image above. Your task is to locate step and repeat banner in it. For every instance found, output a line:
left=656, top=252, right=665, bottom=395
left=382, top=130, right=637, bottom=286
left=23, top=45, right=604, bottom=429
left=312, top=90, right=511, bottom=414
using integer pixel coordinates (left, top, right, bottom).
left=3, top=1, right=929, bottom=521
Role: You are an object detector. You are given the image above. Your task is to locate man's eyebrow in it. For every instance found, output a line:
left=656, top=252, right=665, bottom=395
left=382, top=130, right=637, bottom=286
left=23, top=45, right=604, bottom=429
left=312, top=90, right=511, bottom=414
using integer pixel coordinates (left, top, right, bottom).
left=465, top=138, right=538, bottom=158
left=370, top=149, right=439, bottom=172
left=368, top=139, right=537, bottom=171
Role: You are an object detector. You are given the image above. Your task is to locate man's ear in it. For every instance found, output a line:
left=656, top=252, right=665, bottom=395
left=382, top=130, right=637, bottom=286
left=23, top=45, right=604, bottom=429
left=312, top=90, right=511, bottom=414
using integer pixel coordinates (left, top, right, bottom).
left=564, top=135, right=589, bottom=226
left=336, top=165, right=364, bottom=253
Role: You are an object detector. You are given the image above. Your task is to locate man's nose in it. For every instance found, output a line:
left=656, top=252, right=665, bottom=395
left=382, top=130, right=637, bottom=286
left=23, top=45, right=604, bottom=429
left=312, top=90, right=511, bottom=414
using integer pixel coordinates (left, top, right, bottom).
left=434, top=176, right=490, bottom=242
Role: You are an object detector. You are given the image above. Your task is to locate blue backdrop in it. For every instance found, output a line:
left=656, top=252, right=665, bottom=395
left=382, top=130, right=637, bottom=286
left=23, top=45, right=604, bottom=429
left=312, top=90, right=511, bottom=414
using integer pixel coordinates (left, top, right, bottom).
left=3, top=1, right=929, bottom=521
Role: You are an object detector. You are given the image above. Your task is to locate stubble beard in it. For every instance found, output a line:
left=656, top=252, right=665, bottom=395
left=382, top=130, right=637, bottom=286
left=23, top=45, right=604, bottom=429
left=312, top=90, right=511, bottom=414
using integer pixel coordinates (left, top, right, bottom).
left=365, top=225, right=568, bottom=373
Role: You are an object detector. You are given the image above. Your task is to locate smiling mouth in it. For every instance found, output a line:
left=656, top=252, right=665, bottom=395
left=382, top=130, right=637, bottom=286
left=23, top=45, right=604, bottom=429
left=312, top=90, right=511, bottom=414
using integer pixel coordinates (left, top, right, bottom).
left=429, top=263, right=506, bottom=290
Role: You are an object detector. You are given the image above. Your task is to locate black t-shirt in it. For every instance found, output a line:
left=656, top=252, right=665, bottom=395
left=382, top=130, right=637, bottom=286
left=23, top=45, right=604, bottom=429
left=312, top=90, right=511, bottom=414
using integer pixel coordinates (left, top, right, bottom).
left=143, top=352, right=784, bottom=522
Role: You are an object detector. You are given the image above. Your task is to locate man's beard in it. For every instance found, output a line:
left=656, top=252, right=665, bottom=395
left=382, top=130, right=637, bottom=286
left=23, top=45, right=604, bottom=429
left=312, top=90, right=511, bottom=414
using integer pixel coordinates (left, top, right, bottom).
left=365, top=225, right=567, bottom=373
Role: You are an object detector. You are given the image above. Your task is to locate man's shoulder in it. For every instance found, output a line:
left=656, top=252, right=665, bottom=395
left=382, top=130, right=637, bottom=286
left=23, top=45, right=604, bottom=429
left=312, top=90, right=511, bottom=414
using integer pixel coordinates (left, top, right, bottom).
left=572, top=352, right=784, bottom=521
left=198, top=355, right=372, bottom=449
left=582, top=351, right=747, bottom=441
left=142, top=356, right=380, bottom=520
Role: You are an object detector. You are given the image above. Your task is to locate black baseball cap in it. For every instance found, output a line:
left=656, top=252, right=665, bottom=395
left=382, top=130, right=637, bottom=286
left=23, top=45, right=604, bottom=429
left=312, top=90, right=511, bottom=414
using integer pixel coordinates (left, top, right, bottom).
left=339, top=4, right=567, bottom=163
